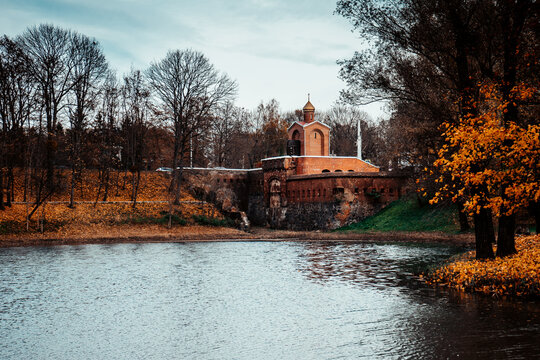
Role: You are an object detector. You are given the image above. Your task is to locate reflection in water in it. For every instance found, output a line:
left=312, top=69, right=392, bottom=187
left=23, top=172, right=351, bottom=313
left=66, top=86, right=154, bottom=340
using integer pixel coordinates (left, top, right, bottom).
left=296, top=242, right=540, bottom=359
left=0, top=241, right=538, bottom=359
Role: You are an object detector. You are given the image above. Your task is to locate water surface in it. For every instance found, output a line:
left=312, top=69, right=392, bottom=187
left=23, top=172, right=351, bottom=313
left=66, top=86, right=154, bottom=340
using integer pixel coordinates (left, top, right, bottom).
left=1, top=241, right=538, bottom=359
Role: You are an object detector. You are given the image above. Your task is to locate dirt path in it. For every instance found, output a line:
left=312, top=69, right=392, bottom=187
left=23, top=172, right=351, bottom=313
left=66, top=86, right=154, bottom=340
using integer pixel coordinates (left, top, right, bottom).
left=0, top=224, right=474, bottom=248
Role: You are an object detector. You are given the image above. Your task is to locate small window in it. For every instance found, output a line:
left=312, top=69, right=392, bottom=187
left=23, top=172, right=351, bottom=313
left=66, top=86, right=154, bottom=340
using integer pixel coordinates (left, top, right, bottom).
left=217, top=179, right=220, bottom=183
left=302, top=190, right=305, bottom=198
left=348, top=170, right=354, bottom=172
left=364, top=188, right=368, bottom=193
left=335, top=169, right=342, bottom=172
left=380, top=188, right=385, bottom=193
left=307, top=190, right=311, bottom=198
left=354, top=188, right=359, bottom=194
left=390, top=188, right=394, bottom=193
left=322, top=169, right=330, bottom=173
left=323, top=189, right=326, bottom=197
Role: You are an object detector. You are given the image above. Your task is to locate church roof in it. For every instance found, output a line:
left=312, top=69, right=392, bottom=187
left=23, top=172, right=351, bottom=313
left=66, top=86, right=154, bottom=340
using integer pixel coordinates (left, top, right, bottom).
left=303, top=100, right=315, bottom=111
left=288, top=120, right=331, bottom=131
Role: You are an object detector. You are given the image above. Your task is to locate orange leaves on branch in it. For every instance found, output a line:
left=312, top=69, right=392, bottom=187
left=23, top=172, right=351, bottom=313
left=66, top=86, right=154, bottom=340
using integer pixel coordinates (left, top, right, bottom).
left=428, top=82, right=540, bottom=216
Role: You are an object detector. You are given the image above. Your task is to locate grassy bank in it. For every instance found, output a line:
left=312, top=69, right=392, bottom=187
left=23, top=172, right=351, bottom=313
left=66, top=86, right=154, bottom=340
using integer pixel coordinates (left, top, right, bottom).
left=0, top=169, right=227, bottom=235
left=338, top=196, right=461, bottom=233
left=424, top=235, right=540, bottom=299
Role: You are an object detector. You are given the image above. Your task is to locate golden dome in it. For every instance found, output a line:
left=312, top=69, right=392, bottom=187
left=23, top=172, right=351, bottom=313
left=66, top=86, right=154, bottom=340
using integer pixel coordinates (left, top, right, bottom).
left=303, top=100, right=315, bottom=111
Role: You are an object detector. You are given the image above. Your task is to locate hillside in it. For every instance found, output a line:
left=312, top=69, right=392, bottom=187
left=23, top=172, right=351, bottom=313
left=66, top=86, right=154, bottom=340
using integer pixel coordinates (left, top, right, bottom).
left=338, top=196, right=461, bottom=233
left=0, top=169, right=225, bottom=234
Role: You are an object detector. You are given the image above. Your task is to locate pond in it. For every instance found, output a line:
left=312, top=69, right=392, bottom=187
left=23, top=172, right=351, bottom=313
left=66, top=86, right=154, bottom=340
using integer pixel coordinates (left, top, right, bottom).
left=0, top=241, right=539, bottom=359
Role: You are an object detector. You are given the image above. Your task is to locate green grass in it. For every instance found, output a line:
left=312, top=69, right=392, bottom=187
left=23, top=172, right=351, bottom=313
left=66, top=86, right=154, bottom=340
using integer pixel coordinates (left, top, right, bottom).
left=338, top=196, right=461, bottom=233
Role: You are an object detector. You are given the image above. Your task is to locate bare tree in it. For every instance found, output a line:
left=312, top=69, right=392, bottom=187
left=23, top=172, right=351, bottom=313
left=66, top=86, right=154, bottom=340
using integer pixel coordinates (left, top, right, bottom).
left=18, top=24, right=78, bottom=192
left=121, top=69, right=152, bottom=207
left=67, top=33, right=108, bottom=207
left=0, top=36, right=36, bottom=209
left=93, top=72, right=120, bottom=203
left=322, top=105, right=375, bottom=159
left=210, top=102, right=248, bottom=167
left=247, top=99, right=288, bottom=167
left=146, top=49, right=237, bottom=204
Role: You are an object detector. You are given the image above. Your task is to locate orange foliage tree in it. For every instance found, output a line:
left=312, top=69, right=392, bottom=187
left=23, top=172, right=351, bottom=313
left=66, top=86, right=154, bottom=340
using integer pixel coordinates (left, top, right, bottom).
left=430, top=82, right=539, bottom=258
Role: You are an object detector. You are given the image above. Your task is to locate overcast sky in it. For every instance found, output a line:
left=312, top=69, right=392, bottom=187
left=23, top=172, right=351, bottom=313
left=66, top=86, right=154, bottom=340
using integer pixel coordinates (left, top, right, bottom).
left=1, top=0, right=388, bottom=118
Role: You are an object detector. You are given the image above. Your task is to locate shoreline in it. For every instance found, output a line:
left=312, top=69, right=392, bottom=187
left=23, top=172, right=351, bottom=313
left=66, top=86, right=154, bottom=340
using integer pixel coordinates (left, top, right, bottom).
left=0, top=224, right=475, bottom=248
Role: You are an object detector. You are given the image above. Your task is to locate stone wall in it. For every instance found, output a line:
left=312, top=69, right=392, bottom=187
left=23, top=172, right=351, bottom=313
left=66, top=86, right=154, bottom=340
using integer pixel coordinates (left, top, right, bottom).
left=181, top=166, right=410, bottom=231
left=267, top=172, right=409, bottom=230
left=182, top=167, right=261, bottom=213
left=246, top=170, right=266, bottom=226
left=279, top=200, right=383, bottom=230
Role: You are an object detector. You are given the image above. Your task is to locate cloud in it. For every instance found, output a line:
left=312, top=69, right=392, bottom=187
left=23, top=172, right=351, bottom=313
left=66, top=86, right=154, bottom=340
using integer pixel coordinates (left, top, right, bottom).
left=0, top=0, right=388, bottom=118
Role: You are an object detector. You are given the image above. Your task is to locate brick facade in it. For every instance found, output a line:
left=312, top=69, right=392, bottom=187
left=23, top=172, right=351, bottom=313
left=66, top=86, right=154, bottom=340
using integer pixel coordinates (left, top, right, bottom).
left=181, top=99, right=409, bottom=230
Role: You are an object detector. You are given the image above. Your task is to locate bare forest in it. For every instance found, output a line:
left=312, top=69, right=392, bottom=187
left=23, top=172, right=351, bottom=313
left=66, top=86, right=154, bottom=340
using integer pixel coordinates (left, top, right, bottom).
left=0, top=24, right=383, bottom=221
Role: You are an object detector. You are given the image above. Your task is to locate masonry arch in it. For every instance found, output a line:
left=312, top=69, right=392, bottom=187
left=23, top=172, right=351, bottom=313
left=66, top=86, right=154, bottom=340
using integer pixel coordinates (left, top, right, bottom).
left=309, top=129, right=324, bottom=156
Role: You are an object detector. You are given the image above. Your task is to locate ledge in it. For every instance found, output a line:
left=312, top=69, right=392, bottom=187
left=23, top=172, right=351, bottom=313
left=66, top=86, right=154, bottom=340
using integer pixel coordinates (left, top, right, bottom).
left=287, top=171, right=410, bottom=181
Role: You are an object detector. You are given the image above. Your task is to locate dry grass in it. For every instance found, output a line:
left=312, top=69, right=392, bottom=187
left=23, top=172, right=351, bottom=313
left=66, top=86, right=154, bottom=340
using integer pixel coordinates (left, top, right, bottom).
left=0, top=169, right=223, bottom=234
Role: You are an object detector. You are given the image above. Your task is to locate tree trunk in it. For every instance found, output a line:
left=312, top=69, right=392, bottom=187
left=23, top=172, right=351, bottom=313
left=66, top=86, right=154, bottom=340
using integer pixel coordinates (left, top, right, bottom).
left=457, top=200, right=470, bottom=232
left=132, top=170, right=140, bottom=208
left=531, top=201, right=540, bottom=235
left=69, top=168, right=76, bottom=208
left=102, top=168, right=110, bottom=202
left=46, top=135, right=56, bottom=192
left=497, top=213, right=516, bottom=257
left=473, top=208, right=495, bottom=259
left=174, top=165, right=183, bottom=205
left=0, top=167, right=4, bottom=210
left=7, top=166, right=14, bottom=206
left=94, top=169, right=103, bottom=207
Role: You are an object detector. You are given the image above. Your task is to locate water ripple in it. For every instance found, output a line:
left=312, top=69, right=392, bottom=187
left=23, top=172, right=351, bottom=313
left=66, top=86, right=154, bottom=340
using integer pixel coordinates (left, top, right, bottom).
left=0, top=241, right=539, bottom=359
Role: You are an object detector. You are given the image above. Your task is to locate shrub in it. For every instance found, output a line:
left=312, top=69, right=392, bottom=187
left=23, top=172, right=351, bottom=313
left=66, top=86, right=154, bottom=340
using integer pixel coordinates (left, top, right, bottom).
left=192, top=214, right=235, bottom=227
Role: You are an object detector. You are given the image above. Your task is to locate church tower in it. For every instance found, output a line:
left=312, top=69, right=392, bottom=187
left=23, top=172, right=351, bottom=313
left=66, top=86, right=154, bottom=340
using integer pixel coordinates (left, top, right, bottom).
left=287, top=96, right=330, bottom=157
left=303, top=95, right=315, bottom=123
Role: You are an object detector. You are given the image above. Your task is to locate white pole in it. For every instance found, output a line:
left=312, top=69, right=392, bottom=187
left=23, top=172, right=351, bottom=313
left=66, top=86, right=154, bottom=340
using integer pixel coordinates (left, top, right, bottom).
left=190, top=133, right=193, bottom=167
left=357, top=118, right=362, bottom=160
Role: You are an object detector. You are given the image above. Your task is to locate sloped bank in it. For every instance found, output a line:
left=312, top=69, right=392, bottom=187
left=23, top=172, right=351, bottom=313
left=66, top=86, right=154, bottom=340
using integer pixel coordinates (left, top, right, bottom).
left=0, top=224, right=475, bottom=248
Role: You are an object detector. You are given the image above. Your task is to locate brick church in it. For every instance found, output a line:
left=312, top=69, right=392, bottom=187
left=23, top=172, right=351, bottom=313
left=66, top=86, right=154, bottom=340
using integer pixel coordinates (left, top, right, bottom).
left=283, top=97, right=379, bottom=174
left=184, top=97, right=408, bottom=230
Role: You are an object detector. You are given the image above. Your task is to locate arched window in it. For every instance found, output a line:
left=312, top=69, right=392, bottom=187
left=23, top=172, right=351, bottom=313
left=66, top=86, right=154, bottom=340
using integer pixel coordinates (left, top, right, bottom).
left=322, top=169, right=330, bottom=173
left=310, top=129, right=324, bottom=156
left=335, top=169, right=342, bottom=172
